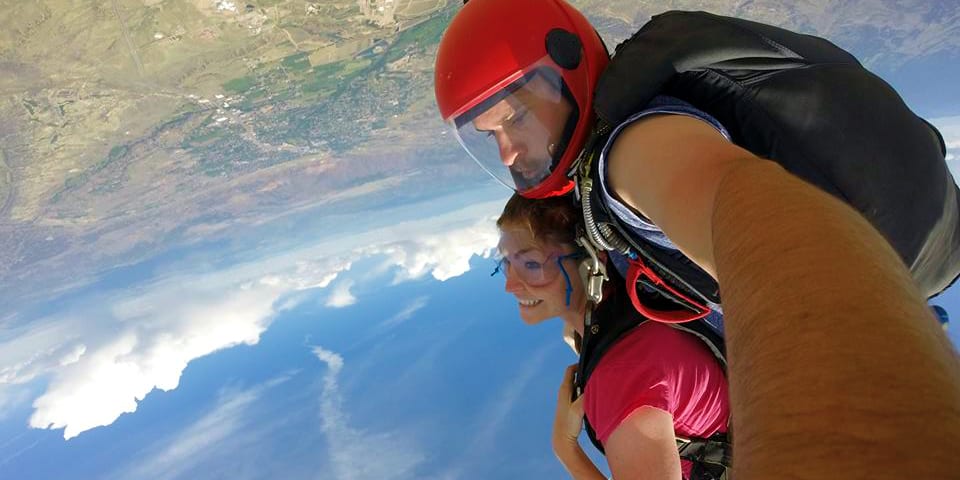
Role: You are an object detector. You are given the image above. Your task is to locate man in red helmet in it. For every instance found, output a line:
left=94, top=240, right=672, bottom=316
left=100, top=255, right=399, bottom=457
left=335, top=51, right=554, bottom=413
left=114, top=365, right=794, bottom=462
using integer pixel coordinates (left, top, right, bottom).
left=435, top=1, right=960, bottom=480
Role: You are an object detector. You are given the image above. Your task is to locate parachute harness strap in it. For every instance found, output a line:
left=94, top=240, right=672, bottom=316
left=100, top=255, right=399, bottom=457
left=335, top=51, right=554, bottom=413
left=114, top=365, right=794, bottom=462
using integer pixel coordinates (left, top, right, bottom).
left=572, top=229, right=607, bottom=400
left=573, top=124, right=713, bottom=325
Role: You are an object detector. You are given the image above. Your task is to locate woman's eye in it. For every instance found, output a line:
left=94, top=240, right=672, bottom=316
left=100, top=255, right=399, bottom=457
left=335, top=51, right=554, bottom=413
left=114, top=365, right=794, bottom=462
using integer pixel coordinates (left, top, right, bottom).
left=523, top=261, right=543, bottom=271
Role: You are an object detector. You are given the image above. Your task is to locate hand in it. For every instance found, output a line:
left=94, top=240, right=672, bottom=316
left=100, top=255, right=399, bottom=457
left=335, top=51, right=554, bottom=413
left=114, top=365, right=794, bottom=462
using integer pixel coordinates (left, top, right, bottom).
left=552, top=364, right=608, bottom=480
left=552, top=364, right=585, bottom=450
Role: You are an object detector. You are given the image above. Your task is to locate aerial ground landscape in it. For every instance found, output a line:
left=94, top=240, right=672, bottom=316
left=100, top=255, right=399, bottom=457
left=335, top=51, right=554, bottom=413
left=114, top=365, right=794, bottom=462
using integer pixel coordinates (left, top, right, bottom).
left=0, top=1, right=958, bottom=479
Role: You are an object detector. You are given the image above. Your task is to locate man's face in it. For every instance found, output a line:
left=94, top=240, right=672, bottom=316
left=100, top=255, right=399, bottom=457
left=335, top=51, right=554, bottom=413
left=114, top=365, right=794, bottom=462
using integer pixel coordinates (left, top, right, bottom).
left=470, top=74, right=574, bottom=189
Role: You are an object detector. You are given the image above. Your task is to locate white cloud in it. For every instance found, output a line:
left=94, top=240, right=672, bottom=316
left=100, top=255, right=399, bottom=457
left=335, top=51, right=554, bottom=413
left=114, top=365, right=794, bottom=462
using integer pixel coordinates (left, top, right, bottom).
left=312, top=346, right=344, bottom=374
left=28, top=285, right=285, bottom=439
left=3, top=256, right=347, bottom=440
left=312, top=346, right=424, bottom=479
left=4, top=193, right=505, bottom=440
left=326, top=280, right=357, bottom=308
left=373, top=220, right=499, bottom=283
left=292, top=259, right=353, bottom=290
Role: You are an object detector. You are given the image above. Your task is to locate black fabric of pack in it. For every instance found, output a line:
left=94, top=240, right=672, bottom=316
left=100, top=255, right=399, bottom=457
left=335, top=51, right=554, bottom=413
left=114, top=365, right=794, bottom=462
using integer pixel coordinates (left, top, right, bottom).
left=592, top=10, right=960, bottom=299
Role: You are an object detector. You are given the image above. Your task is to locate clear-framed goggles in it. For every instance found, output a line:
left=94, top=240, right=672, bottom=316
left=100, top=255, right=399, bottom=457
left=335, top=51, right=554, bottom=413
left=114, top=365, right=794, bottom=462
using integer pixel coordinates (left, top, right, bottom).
left=491, top=250, right=584, bottom=287
left=450, top=67, right=580, bottom=194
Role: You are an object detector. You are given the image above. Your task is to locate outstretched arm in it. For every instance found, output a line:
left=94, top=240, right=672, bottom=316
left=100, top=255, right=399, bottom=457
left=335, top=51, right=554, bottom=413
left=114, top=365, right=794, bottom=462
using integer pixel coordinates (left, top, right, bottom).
left=608, top=115, right=960, bottom=480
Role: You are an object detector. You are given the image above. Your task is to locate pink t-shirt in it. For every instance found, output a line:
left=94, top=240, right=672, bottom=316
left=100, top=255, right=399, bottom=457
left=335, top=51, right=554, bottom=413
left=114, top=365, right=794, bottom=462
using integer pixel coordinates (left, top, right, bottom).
left=583, top=321, right=730, bottom=478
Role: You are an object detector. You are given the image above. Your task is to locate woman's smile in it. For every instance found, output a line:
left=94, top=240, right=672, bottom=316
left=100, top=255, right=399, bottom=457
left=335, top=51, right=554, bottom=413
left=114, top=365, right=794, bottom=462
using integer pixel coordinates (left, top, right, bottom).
left=517, top=298, right=544, bottom=308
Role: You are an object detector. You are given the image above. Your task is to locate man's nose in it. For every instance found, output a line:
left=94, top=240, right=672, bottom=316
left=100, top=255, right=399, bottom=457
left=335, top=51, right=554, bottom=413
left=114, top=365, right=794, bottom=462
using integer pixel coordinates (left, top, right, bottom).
left=496, top=131, right=523, bottom=167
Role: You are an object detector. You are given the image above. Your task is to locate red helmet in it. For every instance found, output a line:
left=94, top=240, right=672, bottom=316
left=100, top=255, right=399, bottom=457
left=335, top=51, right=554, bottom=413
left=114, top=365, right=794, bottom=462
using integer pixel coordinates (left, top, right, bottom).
left=434, top=0, right=609, bottom=198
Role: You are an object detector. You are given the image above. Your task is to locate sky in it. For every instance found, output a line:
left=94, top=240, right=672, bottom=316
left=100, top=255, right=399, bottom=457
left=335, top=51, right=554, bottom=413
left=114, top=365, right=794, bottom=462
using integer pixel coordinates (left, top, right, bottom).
left=1, top=184, right=592, bottom=479
left=2, top=169, right=958, bottom=480
left=2, top=2, right=960, bottom=479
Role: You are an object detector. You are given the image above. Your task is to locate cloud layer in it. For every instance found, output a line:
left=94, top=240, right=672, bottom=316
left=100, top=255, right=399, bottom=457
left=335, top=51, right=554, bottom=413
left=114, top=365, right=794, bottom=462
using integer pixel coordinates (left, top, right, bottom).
left=374, top=219, right=500, bottom=283
left=27, top=285, right=286, bottom=439
left=1, top=195, right=504, bottom=440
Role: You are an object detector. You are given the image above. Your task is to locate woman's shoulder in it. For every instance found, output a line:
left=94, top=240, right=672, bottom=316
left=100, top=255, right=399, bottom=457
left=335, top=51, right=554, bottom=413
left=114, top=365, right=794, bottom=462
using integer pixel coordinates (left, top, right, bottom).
left=600, top=321, right=720, bottom=369
left=584, top=320, right=730, bottom=442
left=585, top=321, right=730, bottom=440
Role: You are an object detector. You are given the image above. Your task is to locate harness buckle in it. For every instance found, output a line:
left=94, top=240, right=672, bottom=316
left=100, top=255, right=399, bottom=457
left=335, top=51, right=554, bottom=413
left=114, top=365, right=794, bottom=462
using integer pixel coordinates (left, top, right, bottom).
left=576, top=234, right=607, bottom=305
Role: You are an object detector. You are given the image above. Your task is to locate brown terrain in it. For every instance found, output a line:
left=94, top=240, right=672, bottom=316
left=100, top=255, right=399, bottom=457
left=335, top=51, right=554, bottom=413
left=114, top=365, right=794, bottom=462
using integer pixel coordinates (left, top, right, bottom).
left=0, top=0, right=471, bottom=305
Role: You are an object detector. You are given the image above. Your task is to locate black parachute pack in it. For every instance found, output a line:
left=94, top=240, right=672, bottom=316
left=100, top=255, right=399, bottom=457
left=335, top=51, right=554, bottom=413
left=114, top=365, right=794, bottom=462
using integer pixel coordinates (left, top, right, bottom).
left=574, top=266, right=731, bottom=480
left=575, top=10, right=960, bottom=312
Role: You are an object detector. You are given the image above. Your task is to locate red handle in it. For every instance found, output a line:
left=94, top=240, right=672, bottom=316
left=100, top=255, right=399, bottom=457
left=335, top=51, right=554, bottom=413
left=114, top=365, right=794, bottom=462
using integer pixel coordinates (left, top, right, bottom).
left=626, top=258, right=711, bottom=323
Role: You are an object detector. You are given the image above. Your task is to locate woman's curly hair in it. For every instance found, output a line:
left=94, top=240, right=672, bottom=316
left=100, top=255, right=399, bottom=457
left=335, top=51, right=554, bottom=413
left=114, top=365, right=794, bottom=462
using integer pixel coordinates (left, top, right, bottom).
left=496, top=193, right=580, bottom=247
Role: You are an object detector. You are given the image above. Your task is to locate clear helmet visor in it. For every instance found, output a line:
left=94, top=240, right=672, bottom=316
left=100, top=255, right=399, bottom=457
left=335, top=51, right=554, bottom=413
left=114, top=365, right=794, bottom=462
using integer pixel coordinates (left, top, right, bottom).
left=451, top=68, right=579, bottom=194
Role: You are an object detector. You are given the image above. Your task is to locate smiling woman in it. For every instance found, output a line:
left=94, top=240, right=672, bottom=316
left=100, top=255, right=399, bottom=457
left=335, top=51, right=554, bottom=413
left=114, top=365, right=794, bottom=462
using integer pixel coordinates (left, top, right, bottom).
left=496, top=194, right=730, bottom=480
left=496, top=192, right=585, bottom=325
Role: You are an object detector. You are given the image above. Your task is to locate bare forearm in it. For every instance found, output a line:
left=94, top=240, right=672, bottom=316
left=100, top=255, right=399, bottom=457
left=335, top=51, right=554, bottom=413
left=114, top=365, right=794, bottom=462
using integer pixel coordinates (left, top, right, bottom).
left=712, top=161, right=960, bottom=479
left=554, top=440, right=608, bottom=480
